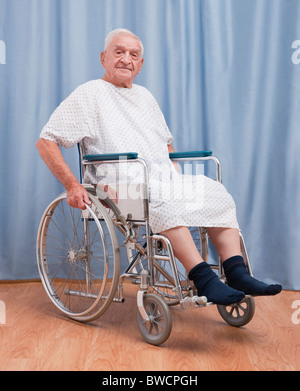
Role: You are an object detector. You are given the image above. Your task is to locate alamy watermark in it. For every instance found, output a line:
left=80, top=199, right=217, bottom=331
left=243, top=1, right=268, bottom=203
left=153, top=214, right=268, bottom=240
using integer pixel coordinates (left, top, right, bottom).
left=0, top=40, right=6, bottom=65
left=0, top=300, right=6, bottom=325
left=291, top=40, right=300, bottom=65
left=88, top=159, right=205, bottom=209
left=291, top=300, right=300, bottom=325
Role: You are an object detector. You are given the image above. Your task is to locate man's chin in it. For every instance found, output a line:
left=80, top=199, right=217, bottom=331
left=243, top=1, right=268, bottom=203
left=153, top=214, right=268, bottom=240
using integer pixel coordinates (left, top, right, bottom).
left=104, top=71, right=134, bottom=88
left=116, top=72, right=134, bottom=86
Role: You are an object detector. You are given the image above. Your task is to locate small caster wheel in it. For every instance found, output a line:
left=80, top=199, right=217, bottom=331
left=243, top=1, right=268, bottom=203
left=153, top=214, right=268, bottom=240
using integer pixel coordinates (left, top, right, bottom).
left=136, top=293, right=172, bottom=346
left=217, top=296, right=255, bottom=327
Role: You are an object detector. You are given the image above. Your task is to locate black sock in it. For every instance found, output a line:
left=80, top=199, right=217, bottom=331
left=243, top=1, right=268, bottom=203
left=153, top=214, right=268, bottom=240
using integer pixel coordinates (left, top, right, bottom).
left=223, top=256, right=282, bottom=296
left=188, top=262, right=245, bottom=305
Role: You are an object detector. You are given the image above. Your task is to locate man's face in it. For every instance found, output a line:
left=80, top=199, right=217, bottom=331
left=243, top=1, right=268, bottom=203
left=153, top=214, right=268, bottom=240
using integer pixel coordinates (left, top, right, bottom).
left=101, top=34, right=144, bottom=88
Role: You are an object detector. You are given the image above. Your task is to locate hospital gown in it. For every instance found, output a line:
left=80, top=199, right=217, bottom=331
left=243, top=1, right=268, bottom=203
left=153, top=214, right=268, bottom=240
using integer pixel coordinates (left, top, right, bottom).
left=40, top=79, right=239, bottom=233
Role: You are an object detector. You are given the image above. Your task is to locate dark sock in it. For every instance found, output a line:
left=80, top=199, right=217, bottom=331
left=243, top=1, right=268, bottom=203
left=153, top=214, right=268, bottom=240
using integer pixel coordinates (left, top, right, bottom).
left=223, top=256, right=282, bottom=296
left=188, top=262, right=245, bottom=305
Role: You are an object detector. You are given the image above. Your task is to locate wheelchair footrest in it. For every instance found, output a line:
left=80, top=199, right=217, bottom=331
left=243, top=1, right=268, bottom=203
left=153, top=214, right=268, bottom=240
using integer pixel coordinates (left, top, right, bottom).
left=180, top=295, right=208, bottom=309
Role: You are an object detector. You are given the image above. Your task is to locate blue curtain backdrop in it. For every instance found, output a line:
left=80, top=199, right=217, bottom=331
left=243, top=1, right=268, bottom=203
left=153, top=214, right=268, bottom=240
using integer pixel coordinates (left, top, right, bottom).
left=0, top=0, right=299, bottom=289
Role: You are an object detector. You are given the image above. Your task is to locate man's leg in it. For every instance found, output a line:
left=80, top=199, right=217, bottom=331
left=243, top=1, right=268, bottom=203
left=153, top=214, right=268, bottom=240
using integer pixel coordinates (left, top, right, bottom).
left=207, top=227, right=282, bottom=296
left=160, top=226, right=203, bottom=273
left=160, top=226, right=245, bottom=305
left=207, top=227, right=241, bottom=262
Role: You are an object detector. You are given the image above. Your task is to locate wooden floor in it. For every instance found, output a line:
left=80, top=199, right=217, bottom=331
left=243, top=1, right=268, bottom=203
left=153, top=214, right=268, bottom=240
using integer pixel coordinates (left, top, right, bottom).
left=0, top=281, right=299, bottom=371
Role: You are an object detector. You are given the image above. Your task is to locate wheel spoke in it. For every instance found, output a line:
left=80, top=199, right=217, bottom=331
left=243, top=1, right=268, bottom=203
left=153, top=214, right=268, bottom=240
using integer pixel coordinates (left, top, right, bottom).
left=37, top=193, right=120, bottom=321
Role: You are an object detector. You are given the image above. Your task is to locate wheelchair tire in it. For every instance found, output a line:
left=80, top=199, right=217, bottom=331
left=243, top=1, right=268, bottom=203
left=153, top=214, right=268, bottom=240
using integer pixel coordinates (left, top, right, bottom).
left=136, top=293, right=172, bottom=346
left=217, top=296, right=255, bottom=327
left=36, top=190, right=120, bottom=322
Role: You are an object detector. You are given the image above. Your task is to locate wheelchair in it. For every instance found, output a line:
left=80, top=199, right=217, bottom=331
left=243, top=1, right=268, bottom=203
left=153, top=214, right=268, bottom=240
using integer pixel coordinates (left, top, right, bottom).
left=36, top=146, right=255, bottom=346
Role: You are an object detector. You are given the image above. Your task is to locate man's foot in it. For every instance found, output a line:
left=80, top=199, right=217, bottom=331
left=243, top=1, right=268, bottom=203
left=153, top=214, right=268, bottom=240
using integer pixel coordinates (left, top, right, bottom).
left=223, top=256, right=282, bottom=296
left=188, top=262, right=245, bottom=305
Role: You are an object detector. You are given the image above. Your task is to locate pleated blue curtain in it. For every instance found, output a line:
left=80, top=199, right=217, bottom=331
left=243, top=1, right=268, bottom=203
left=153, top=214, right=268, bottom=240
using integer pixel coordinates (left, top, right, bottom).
left=0, top=0, right=299, bottom=289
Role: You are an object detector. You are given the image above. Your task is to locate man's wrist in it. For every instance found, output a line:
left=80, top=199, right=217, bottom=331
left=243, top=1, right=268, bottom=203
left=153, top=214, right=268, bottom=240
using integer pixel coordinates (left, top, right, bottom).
left=65, top=181, right=82, bottom=194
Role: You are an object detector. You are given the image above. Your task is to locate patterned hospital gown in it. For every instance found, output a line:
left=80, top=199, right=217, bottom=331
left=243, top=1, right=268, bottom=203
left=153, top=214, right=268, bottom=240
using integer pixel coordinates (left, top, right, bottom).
left=40, top=79, right=239, bottom=233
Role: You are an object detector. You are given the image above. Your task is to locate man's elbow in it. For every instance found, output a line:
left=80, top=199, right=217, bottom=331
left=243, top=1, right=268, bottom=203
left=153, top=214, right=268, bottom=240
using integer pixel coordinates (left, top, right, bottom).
left=36, top=138, right=46, bottom=157
left=36, top=138, right=56, bottom=154
left=36, top=137, right=42, bottom=151
left=36, top=138, right=54, bottom=162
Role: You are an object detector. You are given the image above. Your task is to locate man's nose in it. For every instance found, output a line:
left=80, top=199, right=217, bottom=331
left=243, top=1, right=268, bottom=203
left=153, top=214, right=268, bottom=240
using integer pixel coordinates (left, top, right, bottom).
left=121, top=51, right=131, bottom=63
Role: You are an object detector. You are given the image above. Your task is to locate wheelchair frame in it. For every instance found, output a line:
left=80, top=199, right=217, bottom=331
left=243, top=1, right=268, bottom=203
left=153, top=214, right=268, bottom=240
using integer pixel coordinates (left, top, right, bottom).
left=36, top=146, right=255, bottom=346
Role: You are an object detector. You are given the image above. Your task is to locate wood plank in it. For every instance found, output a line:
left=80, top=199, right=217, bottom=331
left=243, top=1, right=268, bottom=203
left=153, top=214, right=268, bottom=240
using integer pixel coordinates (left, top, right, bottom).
left=0, top=281, right=299, bottom=371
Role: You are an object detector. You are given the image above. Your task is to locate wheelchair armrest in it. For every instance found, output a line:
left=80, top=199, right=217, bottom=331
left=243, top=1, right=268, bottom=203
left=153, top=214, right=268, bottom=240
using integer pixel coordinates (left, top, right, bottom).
left=169, top=150, right=212, bottom=159
left=83, top=152, right=139, bottom=161
left=169, top=150, right=222, bottom=182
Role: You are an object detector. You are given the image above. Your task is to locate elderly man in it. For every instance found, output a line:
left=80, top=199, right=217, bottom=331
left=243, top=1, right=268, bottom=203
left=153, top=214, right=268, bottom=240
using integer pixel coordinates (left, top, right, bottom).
left=36, top=28, right=281, bottom=305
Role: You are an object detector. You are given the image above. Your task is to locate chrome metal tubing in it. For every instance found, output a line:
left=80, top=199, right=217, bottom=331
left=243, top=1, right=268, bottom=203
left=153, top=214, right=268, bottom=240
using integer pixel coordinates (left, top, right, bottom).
left=151, top=234, right=184, bottom=302
left=170, top=155, right=222, bottom=183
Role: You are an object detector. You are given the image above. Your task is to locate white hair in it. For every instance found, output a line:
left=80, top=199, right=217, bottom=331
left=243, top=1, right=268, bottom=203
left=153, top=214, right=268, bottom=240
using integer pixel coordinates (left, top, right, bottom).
left=104, top=28, right=144, bottom=56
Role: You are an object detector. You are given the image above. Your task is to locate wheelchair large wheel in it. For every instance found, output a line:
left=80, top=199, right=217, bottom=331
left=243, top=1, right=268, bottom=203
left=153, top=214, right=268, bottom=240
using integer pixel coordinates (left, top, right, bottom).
left=217, top=296, right=255, bottom=327
left=36, top=190, right=120, bottom=322
left=136, top=293, right=172, bottom=346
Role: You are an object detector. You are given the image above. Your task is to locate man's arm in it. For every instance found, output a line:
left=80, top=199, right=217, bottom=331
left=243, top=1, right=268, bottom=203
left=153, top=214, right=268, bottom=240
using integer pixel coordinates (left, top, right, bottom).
left=168, top=143, right=180, bottom=172
left=168, top=144, right=175, bottom=154
left=36, top=138, right=91, bottom=209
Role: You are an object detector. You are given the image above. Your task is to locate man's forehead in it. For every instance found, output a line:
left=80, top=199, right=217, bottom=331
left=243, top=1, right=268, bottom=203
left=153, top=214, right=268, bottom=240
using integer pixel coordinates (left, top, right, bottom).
left=109, top=35, right=142, bottom=52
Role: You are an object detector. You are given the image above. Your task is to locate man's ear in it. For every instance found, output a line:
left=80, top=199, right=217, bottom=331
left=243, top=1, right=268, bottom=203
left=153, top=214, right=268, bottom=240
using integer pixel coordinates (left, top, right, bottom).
left=137, top=57, right=144, bottom=74
left=100, top=51, right=106, bottom=67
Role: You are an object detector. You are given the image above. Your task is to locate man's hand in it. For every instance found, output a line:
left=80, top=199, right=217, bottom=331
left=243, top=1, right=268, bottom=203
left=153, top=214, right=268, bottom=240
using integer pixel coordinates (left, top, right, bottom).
left=66, top=184, right=91, bottom=209
left=36, top=138, right=92, bottom=210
